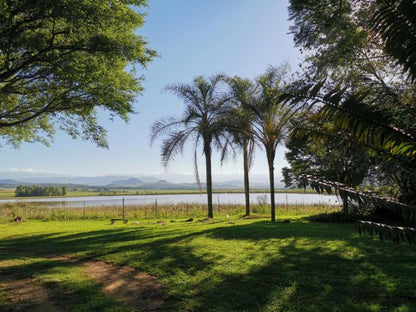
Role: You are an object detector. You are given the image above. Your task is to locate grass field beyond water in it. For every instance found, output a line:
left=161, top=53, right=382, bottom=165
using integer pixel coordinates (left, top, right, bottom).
left=0, top=216, right=415, bottom=311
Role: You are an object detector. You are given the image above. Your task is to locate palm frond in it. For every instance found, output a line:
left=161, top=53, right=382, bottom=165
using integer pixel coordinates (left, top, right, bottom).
left=194, top=149, right=202, bottom=192
left=301, top=174, right=416, bottom=225
left=356, top=220, right=416, bottom=245
left=372, top=0, right=416, bottom=81
left=149, top=116, right=184, bottom=145
left=282, top=82, right=416, bottom=160
left=165, top=83, right=202, bottom=109
left=160, top=129, right=193, bottom=167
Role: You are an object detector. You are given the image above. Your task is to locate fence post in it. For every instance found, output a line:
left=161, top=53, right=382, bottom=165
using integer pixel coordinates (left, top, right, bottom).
left=155, top=199, right=158, bottom=219
left=286, top=194, right=288, bottom=213
left=83, top=201, right=86, bottom=219
left=122, top=198, right=125, bottom=223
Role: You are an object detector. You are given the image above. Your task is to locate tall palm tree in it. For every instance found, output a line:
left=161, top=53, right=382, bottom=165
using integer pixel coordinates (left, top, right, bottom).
left=150, top=75, right=231, bottom=219
left=250, top=66, right=294, bottom=222
left=222, top=76, right=256, bottom=216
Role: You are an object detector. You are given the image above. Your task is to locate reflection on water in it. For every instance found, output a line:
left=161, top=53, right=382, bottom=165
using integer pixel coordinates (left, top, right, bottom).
left=0, top=192, right=340, bottom=208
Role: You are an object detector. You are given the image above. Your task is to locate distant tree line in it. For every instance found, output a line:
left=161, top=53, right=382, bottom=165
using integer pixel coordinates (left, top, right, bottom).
left=15, top=185, right=67, bottom=197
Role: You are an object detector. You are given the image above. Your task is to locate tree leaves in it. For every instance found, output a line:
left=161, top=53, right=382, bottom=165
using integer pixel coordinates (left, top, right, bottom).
left=356, top=220, right=416, bottom=245
left=0, top=0, right=156, bottom=147
left=282, top=82, right=416, bottom=161
left=302, top=174, right=416, bottom=225
left=372, top=0, right=416, bottom=81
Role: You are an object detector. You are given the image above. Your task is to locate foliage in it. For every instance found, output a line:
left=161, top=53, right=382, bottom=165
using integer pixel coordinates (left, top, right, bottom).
left=356, top=220, right=416, bottom=245
left=0, top=0, right=156, bottom=147
left=288, top=0, right=398, bottom=87
left=282, top=112, right=372, bottom=213
left=302, top=175, right=416, bottom=223
left=285, top=0, right=416, bottom=231
left=372, top=0, right=416, bottom=81
left=221, top=75, right=257, bottom=216
left=0, top=201, right=338, bottom=221
left=150, top=75, right=232, bottom=218
left=1, top=220, right=415, bottom=311
left=249, top=66, right=297, bottom=222
left=302, top=173, right=416, bottom=246
left=15, top=184, right=66, bottom=197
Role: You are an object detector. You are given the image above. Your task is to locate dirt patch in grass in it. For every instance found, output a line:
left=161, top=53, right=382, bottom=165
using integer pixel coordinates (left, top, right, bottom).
left=83, top=260, right=168, bottom=311
left=1, top=253, right=169, bottom=311
left=1, top=276, right=65, bottom=312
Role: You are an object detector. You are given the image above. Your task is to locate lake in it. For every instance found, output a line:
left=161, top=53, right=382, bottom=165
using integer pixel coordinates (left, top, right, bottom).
left=0, top=192, right=340, bottom=208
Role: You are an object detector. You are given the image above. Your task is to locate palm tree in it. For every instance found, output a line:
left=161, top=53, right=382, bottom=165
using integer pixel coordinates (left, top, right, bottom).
left=250, top=66, right=294, bottom=222
left=150, top=75, right=231, bottom=219
left=281, top=0, right=416, bottom=243
left=222, top=76, right=256, bottom=216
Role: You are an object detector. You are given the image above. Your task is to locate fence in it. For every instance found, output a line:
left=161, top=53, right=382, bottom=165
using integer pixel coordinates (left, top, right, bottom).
left=0, top=194, right=341, bottom=221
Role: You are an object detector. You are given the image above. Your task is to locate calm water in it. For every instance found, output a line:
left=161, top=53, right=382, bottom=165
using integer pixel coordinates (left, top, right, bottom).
left=0, top=192, right=340, bottom=208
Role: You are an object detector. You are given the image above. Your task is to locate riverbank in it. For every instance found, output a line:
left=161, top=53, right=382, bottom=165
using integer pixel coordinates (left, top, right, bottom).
left=0, top=187, right=317, bottom=200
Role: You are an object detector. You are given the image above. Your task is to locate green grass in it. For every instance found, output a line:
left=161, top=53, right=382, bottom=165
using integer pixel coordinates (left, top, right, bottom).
left=0, top=188, right=15, bottom=198
left=0, top=216, right=415, bottom=311
left=0, top=201, right=338, bottom=221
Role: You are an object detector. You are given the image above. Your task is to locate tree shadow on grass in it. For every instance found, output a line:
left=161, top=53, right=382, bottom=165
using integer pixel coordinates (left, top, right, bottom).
left=190, top=221, right=416, bottom=311
left=0, top=255, right=132, bottom=312
left=0, top=220, right=415, bottom=311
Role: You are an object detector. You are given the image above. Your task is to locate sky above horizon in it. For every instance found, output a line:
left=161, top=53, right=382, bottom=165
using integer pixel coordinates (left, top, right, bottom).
left=0, top=0, right=302, bottom=183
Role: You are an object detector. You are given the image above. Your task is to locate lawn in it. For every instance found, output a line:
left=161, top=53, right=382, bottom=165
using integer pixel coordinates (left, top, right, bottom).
left=0, top=217, right=415, bottom=311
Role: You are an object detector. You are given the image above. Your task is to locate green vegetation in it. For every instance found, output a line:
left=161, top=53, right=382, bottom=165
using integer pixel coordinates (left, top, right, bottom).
left=281, top=0, right=416, bottom=243
left=151, top=75, right=233, bottom=219
left=221, top=75, right=257, bottom=216
left=0, top=218, right=415, bottom=311
left=15, top=185, right=66, bottom=197
left=0, top=0, right=155, bottom=147
left=0, top=202, right=338, bottom=221
left=151, top=67, right=297, bottom=222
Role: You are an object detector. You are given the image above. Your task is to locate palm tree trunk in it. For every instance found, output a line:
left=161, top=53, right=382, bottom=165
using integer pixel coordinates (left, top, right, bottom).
left=267, top=149, right=276, bottom=222
left=204, top=142, right=213, bottom=218
left=243, top=139, right=250, bottom=216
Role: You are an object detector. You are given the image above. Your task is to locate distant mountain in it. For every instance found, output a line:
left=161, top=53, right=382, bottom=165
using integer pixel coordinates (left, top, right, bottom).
left=106, top=178, right=201, bottom=190
left=0, top=171, right=284, bottom=189
left=137, top=176, right=160, bottom=183
left=0, top=179, right=20, bottom=187
left=108, top=178, right=143, bottom=187
left=0, top=179, right=18, bottom=184
left=13, top=175, right=140, bottom=186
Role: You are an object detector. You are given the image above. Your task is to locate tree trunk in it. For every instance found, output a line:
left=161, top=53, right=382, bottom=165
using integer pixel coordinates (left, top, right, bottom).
left=205, top=142, right=213, bottom=218
left=341, top=193, right=349, bottom=215
left=243, top=139, right=250, bottom=216
left=267, top=149, right=276, bottom=222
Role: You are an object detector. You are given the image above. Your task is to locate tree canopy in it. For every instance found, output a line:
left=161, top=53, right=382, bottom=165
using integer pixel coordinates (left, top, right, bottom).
left=286, top=0, right=416, bottom=242
left=0, top=0, right=156, bottom=147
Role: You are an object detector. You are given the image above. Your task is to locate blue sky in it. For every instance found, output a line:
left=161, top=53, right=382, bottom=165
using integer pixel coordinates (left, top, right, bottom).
left=0, top=0, right=301, bottom=183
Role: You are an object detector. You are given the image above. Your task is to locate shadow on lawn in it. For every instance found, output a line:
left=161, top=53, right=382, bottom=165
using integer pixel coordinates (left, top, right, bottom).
left=1, top=221, right=415, bottom=311
left=193, top=222, right=416, bottom=311
left=0, top=255, right=133, bottom=312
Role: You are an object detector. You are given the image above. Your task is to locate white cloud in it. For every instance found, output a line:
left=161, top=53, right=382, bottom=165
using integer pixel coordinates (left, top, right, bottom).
left=8, top=168, right=37, bottom=173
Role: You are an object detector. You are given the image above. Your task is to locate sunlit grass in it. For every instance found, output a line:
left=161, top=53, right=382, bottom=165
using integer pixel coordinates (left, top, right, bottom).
left=0, top=218, right=415, bottom=311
